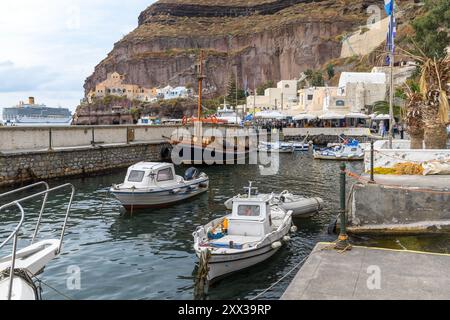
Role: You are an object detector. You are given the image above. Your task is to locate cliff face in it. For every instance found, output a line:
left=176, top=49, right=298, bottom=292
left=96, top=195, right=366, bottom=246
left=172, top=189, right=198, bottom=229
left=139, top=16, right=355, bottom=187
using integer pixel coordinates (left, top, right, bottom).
left=84, top=0, right=381, bottom=96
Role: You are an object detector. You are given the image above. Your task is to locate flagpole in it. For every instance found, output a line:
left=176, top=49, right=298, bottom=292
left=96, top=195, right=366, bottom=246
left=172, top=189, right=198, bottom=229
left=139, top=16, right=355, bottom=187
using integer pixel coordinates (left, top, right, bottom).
left=388, top=6, right=395, bottom=149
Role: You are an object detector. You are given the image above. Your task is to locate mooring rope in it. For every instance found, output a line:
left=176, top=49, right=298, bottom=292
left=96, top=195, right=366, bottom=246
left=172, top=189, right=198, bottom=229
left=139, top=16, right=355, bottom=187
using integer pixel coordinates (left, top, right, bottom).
left=194, top=249, right=211, bottom=299
left=250, top=253, right=310, bottom=301
left=33, top=275, right=74, bottom=300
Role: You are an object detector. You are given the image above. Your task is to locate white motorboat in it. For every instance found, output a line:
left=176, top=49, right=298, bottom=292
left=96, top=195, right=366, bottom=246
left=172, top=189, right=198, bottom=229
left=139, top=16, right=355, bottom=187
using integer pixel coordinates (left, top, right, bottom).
left=313, top=139, right=365, bottom=161
left=193, top=182, right=295, bottom=282
left=110, top=162, right=209, bottom=210
left=226, top=190, right=324, bottom=218
left=258, top=141, right=293, bottom=153
left=0, top=182, right=74, bottom=300
left=291, top=142, right=310, bottom=152
left=259, top=141, right=310, bottom=153
left=268, top=191, right=324, bottom=218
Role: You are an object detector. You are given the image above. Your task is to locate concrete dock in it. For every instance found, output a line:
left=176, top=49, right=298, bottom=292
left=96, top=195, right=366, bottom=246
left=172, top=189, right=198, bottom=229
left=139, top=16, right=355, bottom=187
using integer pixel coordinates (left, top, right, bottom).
left=282, top=242, right=450, bottom=300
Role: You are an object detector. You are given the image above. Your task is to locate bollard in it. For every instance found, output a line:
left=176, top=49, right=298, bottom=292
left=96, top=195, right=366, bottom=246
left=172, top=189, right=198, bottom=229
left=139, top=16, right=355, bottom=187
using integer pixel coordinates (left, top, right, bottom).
left=91, top=127, right=95, bottom=146
left=335, top=163, right=351, bottom=251
left=48, top=128, right=53, bottom=151
left=370, top=140, right=375, bottom=183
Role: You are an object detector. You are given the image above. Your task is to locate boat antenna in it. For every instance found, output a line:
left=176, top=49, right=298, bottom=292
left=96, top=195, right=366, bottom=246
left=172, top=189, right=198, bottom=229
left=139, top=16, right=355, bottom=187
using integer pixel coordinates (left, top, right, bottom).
left=244, top=181, right=258, bottom=198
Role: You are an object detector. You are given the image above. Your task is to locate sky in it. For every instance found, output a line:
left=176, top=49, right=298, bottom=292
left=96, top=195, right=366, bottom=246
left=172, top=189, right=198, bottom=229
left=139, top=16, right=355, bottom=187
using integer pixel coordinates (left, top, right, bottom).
left=0, top=0, right=156, bottom=115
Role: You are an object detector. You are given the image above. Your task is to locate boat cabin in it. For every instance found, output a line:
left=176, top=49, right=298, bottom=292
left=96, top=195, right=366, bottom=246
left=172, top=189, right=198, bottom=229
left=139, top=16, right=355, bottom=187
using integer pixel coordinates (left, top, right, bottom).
left=122, top=162, right=177, bottom=188
left=227, top=195, right=272, bottom=238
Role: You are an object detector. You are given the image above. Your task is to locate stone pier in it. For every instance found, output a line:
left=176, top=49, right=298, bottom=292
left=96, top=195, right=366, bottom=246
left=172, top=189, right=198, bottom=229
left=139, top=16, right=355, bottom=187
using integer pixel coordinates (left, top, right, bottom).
left=0, top=142, right=171, bottom=187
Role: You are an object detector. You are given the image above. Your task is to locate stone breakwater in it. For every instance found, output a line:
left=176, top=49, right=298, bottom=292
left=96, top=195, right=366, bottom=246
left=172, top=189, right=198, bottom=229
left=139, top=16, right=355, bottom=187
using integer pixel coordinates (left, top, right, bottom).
left=0, top=143, right=171, bottom=188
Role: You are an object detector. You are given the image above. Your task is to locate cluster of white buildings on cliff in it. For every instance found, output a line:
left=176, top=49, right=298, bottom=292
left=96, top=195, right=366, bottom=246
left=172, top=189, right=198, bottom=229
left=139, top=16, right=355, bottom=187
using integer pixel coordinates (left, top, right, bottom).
left=86, top=66, right=415, bottom=122
left=87, top=72, right=193, bottom=103
left=245, top=65, right=415, bottom=120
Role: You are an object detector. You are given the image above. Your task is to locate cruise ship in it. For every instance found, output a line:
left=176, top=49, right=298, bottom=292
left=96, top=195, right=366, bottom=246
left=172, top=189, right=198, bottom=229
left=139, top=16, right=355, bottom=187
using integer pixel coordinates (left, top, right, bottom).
left=2, top=97, right=72, bottom=126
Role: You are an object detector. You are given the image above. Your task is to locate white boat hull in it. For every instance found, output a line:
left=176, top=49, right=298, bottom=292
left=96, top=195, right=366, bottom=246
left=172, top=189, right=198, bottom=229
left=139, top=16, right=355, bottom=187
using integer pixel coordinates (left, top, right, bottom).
left=279, top=197, right=324, bottom=218
left=0, top=277, right=37, bottom=300
left=111, top=179, right=209, bottom=209
left=194, top=210, right=292, bottom=282
left=313, top=152, right=364, bottom=161
left=200, top=244, right=280, bottom=281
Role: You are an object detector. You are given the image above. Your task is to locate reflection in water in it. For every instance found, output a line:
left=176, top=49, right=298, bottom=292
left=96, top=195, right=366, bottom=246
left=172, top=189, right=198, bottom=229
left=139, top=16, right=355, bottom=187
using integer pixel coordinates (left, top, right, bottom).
left=0, top=153, right=448, bottom=300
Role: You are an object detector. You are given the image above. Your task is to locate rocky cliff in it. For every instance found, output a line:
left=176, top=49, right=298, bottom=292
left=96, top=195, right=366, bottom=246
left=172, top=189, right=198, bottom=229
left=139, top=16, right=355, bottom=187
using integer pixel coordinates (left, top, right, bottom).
left=84, top=0, right=382, bottom=96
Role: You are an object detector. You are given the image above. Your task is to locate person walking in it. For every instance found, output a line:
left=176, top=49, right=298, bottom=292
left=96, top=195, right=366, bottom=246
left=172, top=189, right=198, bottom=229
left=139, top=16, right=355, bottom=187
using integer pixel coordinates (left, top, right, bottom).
left=379, top=120, right=386, bottom=138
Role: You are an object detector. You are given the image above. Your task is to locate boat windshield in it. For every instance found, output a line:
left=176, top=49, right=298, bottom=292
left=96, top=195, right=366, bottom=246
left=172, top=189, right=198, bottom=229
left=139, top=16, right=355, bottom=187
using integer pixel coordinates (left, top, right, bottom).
left=157, top=168, right=174, bottom=182
left=128, top=170, right=145, bottom=182
left=237, top=205, right=260, bottom=217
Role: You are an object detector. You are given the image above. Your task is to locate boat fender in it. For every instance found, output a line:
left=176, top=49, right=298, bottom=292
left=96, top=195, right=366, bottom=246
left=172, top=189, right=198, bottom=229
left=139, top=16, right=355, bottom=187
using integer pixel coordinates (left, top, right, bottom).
left=283, top=236, right=291, bottom=242
left=271, top=241, right=282, bottom=249
left=290, top=225, right=298, bottom=233
left=224, top=198, right=233, bottom=210
left=222, top=218, right=229, bottom=234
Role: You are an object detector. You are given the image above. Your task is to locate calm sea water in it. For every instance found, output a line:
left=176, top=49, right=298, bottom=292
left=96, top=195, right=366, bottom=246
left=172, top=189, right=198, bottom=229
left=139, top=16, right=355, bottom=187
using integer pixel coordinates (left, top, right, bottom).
left=1, top=154, right=449, bottom=300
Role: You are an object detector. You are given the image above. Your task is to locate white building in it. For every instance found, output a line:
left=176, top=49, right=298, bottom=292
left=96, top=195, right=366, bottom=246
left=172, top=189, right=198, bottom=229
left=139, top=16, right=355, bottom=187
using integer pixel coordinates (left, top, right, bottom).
left=247, top=80, right=298, bottom=111
left=297, top=71, right=388, bottom=116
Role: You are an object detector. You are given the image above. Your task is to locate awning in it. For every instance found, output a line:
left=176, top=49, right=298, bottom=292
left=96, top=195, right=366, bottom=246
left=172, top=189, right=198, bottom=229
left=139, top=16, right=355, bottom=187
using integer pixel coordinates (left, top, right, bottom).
left=255, top=111, right=287, bottom=119
left=293, top=114, right=318, bottom=121
left=319, top=112, right=346, bottom=120
left=374, top=114, right=391, bottom=120
left=345, top=112, right=370, bottom=119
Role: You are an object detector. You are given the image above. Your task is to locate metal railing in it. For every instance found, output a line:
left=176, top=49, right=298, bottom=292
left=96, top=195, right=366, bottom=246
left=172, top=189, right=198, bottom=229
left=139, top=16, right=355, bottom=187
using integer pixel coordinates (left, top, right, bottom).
left=0, top=182, right=75, bottom=300
left=0, top=181, right=50, bottom=244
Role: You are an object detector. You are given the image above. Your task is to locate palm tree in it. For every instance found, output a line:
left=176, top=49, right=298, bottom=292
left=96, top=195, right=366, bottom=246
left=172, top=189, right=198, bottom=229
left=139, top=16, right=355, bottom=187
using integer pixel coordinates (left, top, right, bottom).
left=404, top=90, right=425, bottom=149
left=418, top=56, right=449, bottom=149
left=399, top=48, right=449, bottom=149
left=373, top=100, right=404, bottom=119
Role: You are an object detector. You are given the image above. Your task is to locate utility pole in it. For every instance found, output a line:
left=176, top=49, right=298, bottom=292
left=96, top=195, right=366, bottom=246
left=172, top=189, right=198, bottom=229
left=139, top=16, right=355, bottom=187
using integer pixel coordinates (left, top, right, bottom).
left=253, top=78, right=256, bottom=117
left=235, top=66, right=238, bottom=124
left=388, top=7, right=395, bottom=149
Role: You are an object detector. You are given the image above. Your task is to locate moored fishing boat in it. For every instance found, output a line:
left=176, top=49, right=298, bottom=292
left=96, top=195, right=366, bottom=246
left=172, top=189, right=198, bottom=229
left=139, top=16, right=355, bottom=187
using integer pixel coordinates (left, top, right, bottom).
left=193, top=182, right=295, bottom=282
left=313, top=139, right=365, bottom=161
left=110, top=162, right=209, bottom=210
left=258, top=141, right=293, bottom=153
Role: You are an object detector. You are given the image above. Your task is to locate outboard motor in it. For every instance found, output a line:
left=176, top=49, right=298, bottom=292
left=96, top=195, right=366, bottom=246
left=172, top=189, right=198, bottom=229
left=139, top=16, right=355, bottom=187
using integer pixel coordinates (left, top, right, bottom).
left=185, top=167, right=200, bottom=181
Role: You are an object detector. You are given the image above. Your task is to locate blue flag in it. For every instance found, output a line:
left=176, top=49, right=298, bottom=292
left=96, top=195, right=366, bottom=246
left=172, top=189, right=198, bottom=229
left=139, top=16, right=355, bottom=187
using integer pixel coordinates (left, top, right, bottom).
left=385, top=14, right=397, bottom=65
left=384, top=0, right=394, bottom=16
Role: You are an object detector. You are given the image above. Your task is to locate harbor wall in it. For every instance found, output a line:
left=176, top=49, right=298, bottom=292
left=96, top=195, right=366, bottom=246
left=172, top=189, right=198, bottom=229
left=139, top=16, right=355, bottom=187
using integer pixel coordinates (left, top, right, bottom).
left=0, top=124, right=251, bottom=187
left=283, top=127, right=372, bottom=145
left=0, top=124, right=247, bottom=153
left=348, top=177, right=450, bottom=234
left=0, top=142, right=171, bottom=187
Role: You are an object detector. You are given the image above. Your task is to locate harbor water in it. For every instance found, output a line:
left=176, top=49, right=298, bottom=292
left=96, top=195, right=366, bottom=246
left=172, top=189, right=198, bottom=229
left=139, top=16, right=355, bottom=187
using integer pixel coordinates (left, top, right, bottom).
left=1, top=154, right=449, bottom=300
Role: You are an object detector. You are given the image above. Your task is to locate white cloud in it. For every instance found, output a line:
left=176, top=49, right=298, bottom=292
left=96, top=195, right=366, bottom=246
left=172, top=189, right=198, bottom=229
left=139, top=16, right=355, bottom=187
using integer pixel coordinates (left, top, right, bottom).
left=0, top=0, right=155, bottom=113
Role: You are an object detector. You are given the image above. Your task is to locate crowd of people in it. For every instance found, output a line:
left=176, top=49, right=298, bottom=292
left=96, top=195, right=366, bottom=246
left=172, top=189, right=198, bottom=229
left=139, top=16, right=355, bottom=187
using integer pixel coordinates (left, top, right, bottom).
left=252, top=118, right=407, bottom=139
